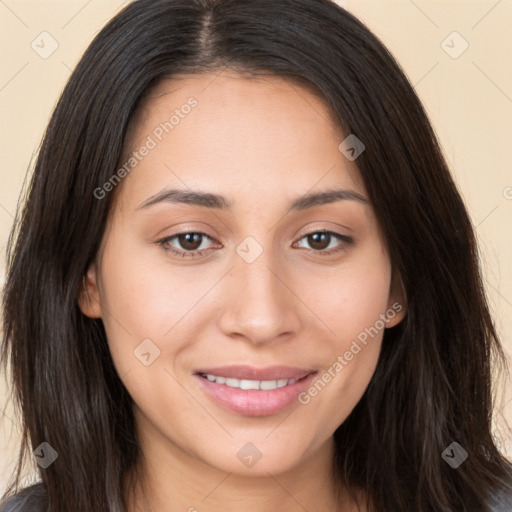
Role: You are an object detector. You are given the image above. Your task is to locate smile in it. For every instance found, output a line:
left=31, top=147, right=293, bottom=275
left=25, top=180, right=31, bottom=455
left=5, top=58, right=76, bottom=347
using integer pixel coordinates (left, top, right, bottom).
left=194, top=365, right=318, bottom=416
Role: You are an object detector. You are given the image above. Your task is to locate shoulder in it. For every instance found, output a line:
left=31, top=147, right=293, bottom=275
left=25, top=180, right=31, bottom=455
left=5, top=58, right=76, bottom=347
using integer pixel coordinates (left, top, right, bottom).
left=0, top=483, right=47, bottom=512
left=488, top=461, right=512, bottom=512
left=489, top=486, right=512, bottom=512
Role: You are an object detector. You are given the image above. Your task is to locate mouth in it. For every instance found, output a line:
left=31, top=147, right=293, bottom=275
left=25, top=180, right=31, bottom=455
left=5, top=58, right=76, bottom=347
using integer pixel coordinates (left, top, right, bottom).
left=194, top=365, right=317, bottom=416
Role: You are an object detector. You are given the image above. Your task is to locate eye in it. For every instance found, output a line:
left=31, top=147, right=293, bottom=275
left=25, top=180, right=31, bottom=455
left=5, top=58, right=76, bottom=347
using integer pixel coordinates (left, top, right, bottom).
left=293, top=230, right=352, bottom=256
left=158, top=232, right=217, bottom=258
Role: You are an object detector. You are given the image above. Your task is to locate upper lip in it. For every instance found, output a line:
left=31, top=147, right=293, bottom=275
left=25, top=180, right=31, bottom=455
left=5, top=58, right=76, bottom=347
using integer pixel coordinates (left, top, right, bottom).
left=195, top=365, right=317, bottom=381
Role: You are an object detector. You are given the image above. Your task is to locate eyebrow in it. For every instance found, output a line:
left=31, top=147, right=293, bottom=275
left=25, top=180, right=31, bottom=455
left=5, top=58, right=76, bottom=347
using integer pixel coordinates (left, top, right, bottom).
left=137, top=187, right=368, bottom=212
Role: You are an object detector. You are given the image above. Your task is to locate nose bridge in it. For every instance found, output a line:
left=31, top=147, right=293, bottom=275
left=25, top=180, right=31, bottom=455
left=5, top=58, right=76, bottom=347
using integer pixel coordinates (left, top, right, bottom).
left=235, top=234, right=285, bottom=312
left=237, top=237, right=280, bottom=298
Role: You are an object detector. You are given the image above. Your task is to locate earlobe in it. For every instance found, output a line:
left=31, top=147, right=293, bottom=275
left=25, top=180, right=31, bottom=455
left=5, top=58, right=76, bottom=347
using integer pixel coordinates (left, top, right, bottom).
left=78, top=263, right=102, bottom=318
left=386, top=271, right=407, bottom=328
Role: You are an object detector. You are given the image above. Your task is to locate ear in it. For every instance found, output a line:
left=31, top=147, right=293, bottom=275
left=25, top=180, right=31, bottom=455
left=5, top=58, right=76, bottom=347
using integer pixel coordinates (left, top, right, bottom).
left=78, top=262, right=102, bottom=318
left=385, top=269, right=407, bottom=328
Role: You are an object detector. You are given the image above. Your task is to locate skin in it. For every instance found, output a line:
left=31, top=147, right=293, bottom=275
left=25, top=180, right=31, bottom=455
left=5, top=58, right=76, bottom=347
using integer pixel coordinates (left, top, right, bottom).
left=79, top=70, right=406, bottom=512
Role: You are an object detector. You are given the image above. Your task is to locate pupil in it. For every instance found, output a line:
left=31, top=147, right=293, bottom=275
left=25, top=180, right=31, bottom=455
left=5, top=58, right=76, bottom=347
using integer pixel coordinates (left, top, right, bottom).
left=310, top=232, right=329, bottom=250
left=180, top=233, right=201, bottom=250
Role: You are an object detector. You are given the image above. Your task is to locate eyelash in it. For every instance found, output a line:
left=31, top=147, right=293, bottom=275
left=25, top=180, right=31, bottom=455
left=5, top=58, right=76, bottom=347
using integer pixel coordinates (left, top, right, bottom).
left=157, top=230, right=353, bottom=259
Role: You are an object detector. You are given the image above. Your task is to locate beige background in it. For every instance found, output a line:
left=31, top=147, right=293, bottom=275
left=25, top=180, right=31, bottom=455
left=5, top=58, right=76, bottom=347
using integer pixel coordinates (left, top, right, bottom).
left=1, top=0, right=511, bottom=494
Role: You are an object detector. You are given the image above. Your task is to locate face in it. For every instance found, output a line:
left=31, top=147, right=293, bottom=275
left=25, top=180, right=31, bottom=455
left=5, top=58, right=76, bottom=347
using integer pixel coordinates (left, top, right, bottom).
left=80, top=71, right=406, bottom=478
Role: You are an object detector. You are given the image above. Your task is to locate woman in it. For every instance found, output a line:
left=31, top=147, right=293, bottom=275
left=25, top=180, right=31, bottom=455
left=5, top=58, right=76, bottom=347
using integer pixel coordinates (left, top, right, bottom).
left=1, top=0, right=511, bottom=510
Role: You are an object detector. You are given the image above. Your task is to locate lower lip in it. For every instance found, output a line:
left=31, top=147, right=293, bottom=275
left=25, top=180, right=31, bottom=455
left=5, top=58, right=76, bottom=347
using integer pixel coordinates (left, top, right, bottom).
left=195, top=373, right=317, bottom=416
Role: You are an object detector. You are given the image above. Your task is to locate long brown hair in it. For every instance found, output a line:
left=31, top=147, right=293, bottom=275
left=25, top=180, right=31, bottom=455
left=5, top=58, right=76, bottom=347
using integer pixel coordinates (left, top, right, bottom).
left=2, top=0, right=511, bottom=510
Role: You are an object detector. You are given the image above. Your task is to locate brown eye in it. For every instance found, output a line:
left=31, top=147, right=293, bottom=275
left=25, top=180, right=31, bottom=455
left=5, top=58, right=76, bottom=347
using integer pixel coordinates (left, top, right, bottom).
left=158, top=232, right=217, bottom=258
left=294, top=230, right=352, bottom=255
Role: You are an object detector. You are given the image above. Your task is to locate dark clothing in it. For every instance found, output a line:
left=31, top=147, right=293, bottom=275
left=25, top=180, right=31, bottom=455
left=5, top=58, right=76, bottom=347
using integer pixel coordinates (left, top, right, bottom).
left=0, top=483, right=46, bottom=512
left=1, top=481, right=512, bottom=511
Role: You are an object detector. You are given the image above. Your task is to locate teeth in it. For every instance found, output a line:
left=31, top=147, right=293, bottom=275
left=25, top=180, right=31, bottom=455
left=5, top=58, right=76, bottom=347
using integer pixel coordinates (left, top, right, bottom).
left=260, top=379, right=279, bottom=390
left=203, top=374, right=299, bottom=390
left=240, top=379, right=260, bottom=390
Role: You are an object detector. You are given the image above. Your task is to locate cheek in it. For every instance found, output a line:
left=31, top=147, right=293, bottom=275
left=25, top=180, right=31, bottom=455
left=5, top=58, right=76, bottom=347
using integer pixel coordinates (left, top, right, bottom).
left=98, top=236, right=202, bottom=338
left=302, top=247, right=392, bottom=343
left=295, top=250, right=391, bottom=427
left=94, top=235, right=172, bottom=374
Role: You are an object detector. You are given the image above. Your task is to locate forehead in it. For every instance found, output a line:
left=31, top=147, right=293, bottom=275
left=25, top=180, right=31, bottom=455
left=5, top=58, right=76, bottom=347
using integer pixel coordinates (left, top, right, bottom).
left=115, top=71, right=366, bottom=212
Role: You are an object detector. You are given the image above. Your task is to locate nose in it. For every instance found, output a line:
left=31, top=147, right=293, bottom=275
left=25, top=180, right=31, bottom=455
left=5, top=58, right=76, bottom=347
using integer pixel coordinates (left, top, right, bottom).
left=217, top=244, right=302, bottom=346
